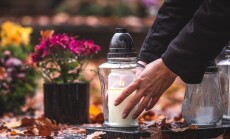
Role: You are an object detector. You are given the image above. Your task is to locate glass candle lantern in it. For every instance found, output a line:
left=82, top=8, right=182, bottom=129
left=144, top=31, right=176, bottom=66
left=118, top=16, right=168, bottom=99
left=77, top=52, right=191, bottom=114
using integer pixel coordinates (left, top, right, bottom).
left=217, top=42, right=230, bottom=120
left=99, top=28, right=138, bottom=127
left=182, top=62, right=223, bottom=127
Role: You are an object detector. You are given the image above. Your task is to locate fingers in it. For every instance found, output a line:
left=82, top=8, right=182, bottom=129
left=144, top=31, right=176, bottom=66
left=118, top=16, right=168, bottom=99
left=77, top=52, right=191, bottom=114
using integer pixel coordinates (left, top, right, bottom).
left=145, top=97, right=159, bottom=111
left=132, top=97, right=151, bottom=119
left=122, top=92, right=143, bottom=119
left=114, top=79, right=140, bottom=106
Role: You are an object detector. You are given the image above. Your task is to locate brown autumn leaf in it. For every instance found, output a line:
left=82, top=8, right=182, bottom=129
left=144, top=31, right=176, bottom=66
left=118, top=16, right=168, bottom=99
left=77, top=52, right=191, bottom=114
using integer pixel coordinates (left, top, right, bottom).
left=154, top=118, right=167, bottom=129
left=170, top=127, right=189, bottom=132
left=20, top=117, right=35, bottom=127
left=90, top=113, right=104, bottom=124
left=10, top=130, right=24, bottom=136
left=188, top=125, right=198, bottom=130
left=139, top=111, right=156, bottom=123
left=146, top=127, right=162, bottom=138
left=23, top=126, right=39, bottom=136
left=24, top=129, right=35, bottom=136
left=39, top=125, right=52, bottom=136
left=170, top=125, right=198, bottom=132
left=44, top=118, right=60, bottom=131
left=174, top=113, right=183, bottom=121
left=0, top=125, right=11, bottom=132
left=10, top=130, right=17, bottom=136
left=35, top=117, right=60, bottom=137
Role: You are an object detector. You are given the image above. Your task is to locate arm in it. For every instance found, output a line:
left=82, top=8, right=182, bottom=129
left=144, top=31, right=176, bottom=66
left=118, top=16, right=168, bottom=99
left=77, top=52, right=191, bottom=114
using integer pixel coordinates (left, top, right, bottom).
left=115, top=0, right=230, bottom=119
left=162, top=0, right=230, bottom=83
left=139, top=0, right=203, bottom=64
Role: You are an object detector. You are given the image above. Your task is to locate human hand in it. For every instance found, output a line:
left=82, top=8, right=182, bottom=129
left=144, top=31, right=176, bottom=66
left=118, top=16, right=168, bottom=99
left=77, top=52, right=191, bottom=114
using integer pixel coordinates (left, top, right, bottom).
left=114, top=58, right=177, bottom=119
left=135, top=61, right=147, bottom=77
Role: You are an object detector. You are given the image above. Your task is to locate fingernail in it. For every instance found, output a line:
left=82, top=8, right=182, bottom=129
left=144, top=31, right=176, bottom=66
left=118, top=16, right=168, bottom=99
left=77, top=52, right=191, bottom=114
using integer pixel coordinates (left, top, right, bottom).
left=114, top=101, right=118, bottom=106
left=122, top=113, right=127, bottom=119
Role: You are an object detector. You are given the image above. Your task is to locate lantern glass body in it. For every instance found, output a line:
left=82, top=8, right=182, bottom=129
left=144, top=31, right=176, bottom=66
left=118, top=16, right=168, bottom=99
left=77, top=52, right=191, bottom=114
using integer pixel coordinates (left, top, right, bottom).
left=182, top=72, right=223, bottom=126
left=218, top=57, right=230, bottom=120
left=99, top=61, right=138, bottom=127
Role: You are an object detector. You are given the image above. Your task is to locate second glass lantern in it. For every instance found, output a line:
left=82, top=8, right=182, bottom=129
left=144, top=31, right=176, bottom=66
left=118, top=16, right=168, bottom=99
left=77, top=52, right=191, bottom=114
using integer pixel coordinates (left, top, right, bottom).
left=99, top=28, right=138, bottom=127
left=182, top=62, right=223, bottom=126
left=217, top=42, right=230, bottom=120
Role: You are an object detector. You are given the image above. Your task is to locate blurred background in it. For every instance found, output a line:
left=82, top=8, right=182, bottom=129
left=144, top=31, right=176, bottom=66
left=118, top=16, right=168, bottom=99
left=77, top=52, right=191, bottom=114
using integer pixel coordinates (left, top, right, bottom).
left=0, top=0, right=186, bottom=122
left=0, top=0, right=163, bottom=56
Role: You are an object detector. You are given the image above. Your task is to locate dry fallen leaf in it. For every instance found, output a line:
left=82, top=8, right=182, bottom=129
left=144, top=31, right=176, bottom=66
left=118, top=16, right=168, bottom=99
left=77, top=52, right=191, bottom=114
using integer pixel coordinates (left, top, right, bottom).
left=0, top=125, right=11, bottom=132
left=39, top=125, right=52, bottom=137
left=10, top=129, right=24, bottom=136
left=188, top=125, right=198, bottom=130
left=90, top=113, right=104, bottom=124
left=146, top=127, right=162, bottom=137
left=23, top=127, right=36, bottom=136
left=86, top=131, right=106, bottom=139
left=10, top=130, right=17, bottom=136
left=170, top=125, right=198, bottom=132
left=20, top=117, right=35, bottom=127
left=4, top=118, right=22, bottom=128
left=138, top=111, right=156, bottom=124
left=0, top=116, right=61, bottom=138
left=170, top=127, right=189, bottom=132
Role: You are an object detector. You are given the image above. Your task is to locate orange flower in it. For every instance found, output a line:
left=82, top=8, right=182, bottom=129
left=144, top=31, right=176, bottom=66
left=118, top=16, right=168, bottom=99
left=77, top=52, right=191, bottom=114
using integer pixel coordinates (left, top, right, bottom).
left=40, top=30, right=54, bottom=39
left=0, top=21, right=32, bottom=46
left=0, top=67, right=6, bottom=80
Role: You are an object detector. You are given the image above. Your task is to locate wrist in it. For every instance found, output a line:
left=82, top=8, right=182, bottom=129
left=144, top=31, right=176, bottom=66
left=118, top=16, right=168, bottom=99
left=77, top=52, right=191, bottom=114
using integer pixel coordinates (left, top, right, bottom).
left=160, top=59, right=177, bottom=78
left=137, top=61, right=147, bottom=68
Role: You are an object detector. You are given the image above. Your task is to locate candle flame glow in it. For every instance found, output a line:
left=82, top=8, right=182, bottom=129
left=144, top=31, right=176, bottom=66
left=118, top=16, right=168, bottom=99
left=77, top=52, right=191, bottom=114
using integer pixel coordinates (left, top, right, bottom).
left=119, top=80, right=125, bottom=87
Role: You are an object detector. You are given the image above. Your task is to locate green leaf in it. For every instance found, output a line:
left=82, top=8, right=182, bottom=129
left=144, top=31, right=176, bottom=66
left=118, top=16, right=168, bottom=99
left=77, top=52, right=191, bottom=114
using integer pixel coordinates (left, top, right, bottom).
left=68, top=61, right=79, bottom=69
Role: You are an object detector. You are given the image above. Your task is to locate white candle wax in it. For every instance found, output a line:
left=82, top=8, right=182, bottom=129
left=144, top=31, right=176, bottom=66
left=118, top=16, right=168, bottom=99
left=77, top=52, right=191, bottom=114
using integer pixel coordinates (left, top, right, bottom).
left=108, top=88, right=138, bottom=127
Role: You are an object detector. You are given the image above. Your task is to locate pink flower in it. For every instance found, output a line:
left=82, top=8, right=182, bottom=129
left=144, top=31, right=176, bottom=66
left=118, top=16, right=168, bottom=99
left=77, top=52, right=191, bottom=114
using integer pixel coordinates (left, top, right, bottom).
left=5, top=57, right=23, bottom=67
left=31, top=33, right=101, bottom=63
left=29, top=31, right=101, bottom=83
left=68, top=40, right=84, bottom=55
left=81, top=39, right=101, bottom=55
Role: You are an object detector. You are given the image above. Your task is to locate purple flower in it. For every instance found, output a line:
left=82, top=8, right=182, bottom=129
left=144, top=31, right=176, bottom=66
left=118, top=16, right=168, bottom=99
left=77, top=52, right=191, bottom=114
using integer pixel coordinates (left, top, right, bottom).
left=141, top=0, right=159, bottom=6
left=5, top=57, right=23, bottom=67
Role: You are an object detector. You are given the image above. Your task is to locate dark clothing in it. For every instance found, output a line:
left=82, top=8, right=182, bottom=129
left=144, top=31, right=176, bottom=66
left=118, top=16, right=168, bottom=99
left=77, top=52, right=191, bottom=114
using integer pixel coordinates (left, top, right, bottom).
left=139, top=0, right=230, bottom=84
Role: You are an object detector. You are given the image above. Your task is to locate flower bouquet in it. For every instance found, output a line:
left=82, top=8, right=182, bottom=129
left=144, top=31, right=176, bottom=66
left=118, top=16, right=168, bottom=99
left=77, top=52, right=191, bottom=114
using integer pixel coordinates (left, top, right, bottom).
left=30, top=30, right=101, bottom=124
left=0, top=21, right=37, bottom=115
left=31, top=30, right=101, bottom=83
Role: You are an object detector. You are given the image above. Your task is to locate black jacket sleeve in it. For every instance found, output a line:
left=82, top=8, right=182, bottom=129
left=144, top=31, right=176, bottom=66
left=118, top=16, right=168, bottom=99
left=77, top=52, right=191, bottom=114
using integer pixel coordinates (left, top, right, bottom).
left=162, top=0, right=230, bottom=84
left=139, top=0, right=203, bottom=64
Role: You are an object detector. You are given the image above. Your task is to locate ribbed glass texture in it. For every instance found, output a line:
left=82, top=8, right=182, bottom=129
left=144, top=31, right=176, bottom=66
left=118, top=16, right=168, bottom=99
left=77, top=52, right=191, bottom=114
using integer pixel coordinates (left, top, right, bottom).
left=218, top=58, right=230, bottom=120
left=182, top=73, right=223, bottom=126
